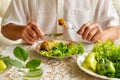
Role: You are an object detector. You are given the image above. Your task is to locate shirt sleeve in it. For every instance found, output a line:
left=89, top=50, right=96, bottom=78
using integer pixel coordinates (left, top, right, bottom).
left=1, top=0, right=29, bottom=26
left=93, top=0, right=119, bottom=29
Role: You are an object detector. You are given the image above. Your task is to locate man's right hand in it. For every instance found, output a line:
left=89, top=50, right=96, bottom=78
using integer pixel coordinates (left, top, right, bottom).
left=21, top=22, right=45, bottom=44
left=1, top=22, right=44, bottom=45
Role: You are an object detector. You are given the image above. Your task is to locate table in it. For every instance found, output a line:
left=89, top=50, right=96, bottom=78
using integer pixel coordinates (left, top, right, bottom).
left=0, top=41, right=104, bottom=80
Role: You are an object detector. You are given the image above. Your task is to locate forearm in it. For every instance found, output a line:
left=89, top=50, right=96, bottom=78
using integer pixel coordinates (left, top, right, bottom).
left=101, top=26, right=120, bottom=42
left=1, top=23, right=25, bottom=40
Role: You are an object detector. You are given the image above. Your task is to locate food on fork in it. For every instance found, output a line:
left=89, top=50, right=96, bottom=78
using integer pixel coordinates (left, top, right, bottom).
left=58, top=18, right=78, bottom=32
left=58, top=18, right=67, bottom=28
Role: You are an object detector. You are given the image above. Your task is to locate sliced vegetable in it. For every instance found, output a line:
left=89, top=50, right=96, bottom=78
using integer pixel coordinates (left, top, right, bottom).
left=0, top=60, right=7, bottom=71
left=82, top=52, right=97, bottom=72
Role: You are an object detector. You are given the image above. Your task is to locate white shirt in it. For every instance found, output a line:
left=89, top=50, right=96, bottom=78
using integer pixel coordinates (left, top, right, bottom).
left=1, top=0, right=119, bottom=43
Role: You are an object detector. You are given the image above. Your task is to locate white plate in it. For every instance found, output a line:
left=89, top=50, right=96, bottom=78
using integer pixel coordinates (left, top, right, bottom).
left=77, top=52, right=120, bottom=80
left=32, top=39, right=78, bottom=58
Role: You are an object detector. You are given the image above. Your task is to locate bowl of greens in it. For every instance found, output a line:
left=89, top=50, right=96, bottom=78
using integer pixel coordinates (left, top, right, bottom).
left=77, top=41, right=120, bottom=80
left=33, top=40, right=84, bottom=59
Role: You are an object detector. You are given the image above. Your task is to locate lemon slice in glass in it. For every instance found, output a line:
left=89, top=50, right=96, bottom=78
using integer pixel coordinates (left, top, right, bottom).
left=0, top=60, right=7, bottom=72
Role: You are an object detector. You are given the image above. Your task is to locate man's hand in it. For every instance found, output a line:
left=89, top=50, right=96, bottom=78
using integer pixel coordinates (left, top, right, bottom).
left=77, top=21, right=103, bottom=43
left=1, top=22, right=44, bottom=45
left=21, top=22, right=44, bottom=44
left=77, top=21, right=120, bottom=43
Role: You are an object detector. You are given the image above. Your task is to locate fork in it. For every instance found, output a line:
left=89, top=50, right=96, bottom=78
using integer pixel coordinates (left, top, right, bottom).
left=65, top=22, right=78, bottom=32
left=45, top=33, right=63, bottom=37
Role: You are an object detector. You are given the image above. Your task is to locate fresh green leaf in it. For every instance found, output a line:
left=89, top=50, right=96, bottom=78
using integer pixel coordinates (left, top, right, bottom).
left=0, top=46, right=43, bottom=78
left=26, top=58, right=42, bottom=69
left=0, top=55, right=23, bottom=68
left=14, top=46, right=28, bottom=61
left=77, top=43, right=84, bottom=54
left=68, top=44, right=77, bottom=54
left=24, top=68, right=43, bottom=78
left=1, top=56, right=11, bottom=63
left=91, top=40, right=120, bottom=78
left=7, top=60, right=23, bottom=68
left=0, top=54, right=2, bottom=58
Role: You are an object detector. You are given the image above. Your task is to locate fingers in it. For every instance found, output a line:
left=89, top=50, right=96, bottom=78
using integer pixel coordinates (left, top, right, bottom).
left=29, top=22, right=44, bottom=38
left=26, top=25, right=38, bottom=40
left=77, top=21, right=93, bottom=35
left=21, top=31, right=35, bottom=44
left=78, top=22, right=103, bottom=43
left=82, top=23, right=96, bottom=40
left=86, top=28, right=98, bottom=41
left=21, top=22, right=44, bottom=44
left=91, top=31, right=103, bottom=42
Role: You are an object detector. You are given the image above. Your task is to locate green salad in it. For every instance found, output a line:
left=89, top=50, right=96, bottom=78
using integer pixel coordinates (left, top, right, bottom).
left=82, top=40, right=120, bottom=78
left=39, top=40, right=84, bottom=59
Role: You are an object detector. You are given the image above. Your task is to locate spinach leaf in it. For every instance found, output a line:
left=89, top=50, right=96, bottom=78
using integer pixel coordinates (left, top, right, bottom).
left=26, top=58, right=42, bottom=69
left=14, top=46, right=28, bottom=62
left=24, top=68, right=43, bottom=78
left=7, top=60, right=23, bottom=68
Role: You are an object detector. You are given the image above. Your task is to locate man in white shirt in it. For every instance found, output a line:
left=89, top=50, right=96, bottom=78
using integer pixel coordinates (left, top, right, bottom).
left=1, top=0, right=120, bottom=44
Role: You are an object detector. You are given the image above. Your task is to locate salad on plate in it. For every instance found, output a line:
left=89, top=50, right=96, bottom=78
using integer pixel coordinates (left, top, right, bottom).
left=33, top=39, right=84, bottom=59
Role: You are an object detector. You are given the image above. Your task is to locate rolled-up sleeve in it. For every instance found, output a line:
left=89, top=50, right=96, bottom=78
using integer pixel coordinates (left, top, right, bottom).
left=1, top=0, right=28, bottom=26
left=93, top=0, right=119, bottom=29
